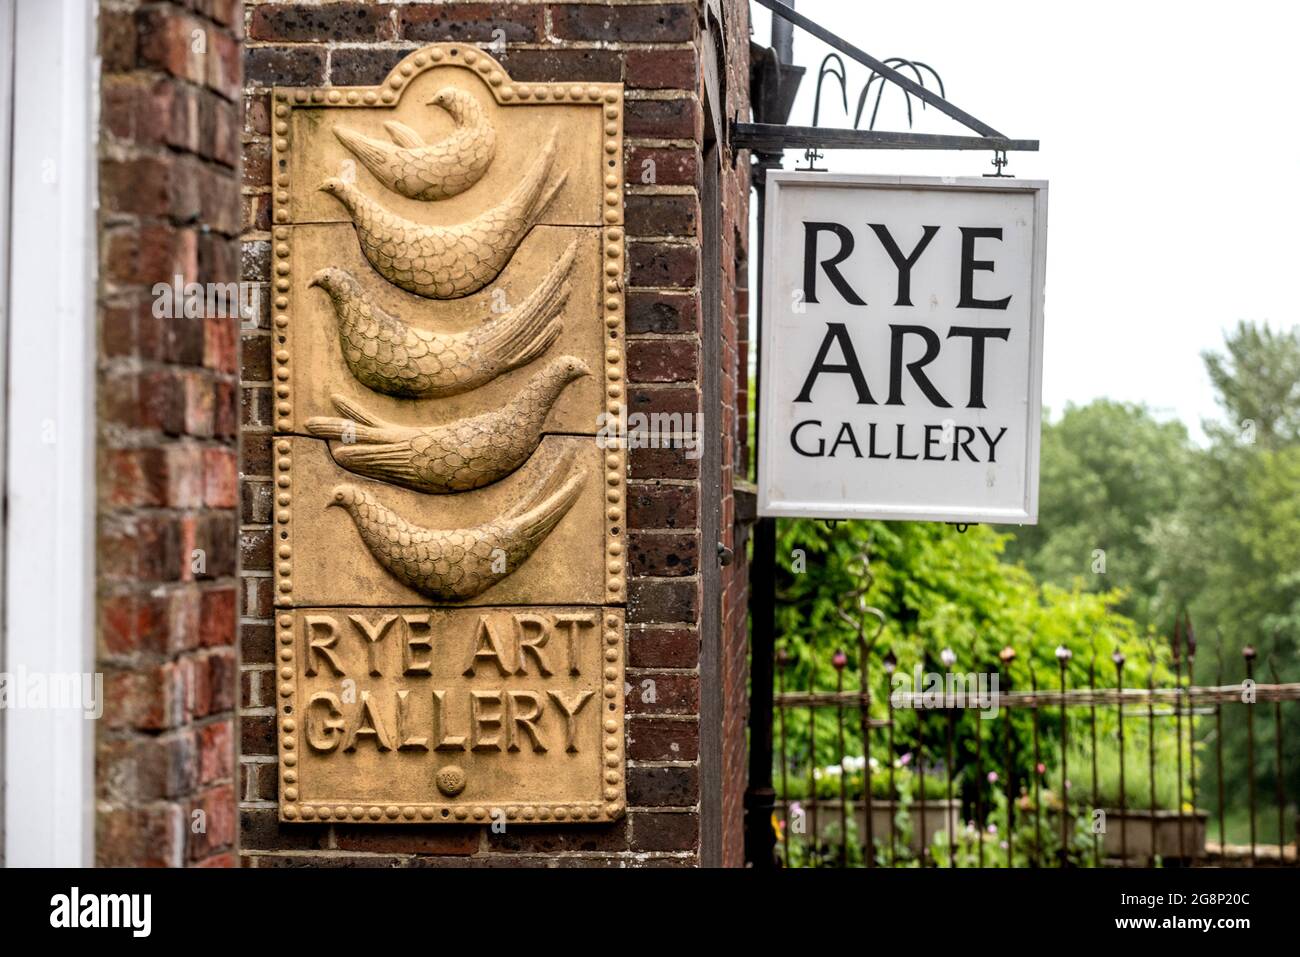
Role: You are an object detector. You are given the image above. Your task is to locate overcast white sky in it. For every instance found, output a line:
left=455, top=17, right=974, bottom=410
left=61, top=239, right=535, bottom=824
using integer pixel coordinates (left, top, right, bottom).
left=748, top=0, right=1300, bottom=442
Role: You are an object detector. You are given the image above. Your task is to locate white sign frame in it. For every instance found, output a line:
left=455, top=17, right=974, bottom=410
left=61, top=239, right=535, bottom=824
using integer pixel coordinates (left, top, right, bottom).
left=757, top=172, right=1048, bottom=524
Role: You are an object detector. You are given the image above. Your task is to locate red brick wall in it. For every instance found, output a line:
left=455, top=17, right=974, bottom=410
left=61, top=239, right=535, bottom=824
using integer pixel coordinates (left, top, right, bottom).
left=96, top=0, right=245, bottom=866
left=239, top=0, right=749, bottom=866
left=716, top=0, right=751, bottom=869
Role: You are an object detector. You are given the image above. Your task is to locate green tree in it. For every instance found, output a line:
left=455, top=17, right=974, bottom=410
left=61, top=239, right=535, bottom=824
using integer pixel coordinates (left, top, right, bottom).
left=1202, top=321, right=1300, bottom=448
left=1002, top=401, right=1193, bottom=630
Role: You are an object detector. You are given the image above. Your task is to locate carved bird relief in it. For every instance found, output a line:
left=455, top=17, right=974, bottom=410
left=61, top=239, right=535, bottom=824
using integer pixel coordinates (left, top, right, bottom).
left=308, top=240, right=576, bottom=399
left=327, top=448, right=588, bottom=601
left=332, top=88, right=496, bottom=202
left=318, top=135, right=566, bottom=299
left=305, top=355, right=590, bottom=494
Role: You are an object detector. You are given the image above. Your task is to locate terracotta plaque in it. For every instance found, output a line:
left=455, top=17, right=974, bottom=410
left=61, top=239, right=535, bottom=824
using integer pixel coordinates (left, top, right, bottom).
left=270, top=44, right=626, bottom=823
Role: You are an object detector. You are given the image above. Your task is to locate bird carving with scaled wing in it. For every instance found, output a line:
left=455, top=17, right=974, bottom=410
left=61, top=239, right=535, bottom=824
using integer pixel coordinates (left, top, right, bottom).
left=318, top=134, right=565, bottom=299
left=308, top=240, right=576, bottom=399
left=305, top=355, right=590, bottom=494
left=332, top=87, right=496, bottom=201
left=327, top=448, right=587, bottom=601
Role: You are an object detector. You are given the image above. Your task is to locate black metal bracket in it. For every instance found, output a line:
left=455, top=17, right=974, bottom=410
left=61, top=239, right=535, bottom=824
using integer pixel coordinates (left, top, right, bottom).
left=732, top=121, right=1038, bottom=154
left=747, top=0, right=1038, bottom=157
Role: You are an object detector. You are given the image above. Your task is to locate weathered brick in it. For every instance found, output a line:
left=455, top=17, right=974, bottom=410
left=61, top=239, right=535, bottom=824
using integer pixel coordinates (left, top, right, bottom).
left=241, top=622, right=275, bottom=665
left=100, top=9, right=139, bottom=73
left=550, top=3, right=696, bottom=43
left=240, top=714, right=275, bottom=757
left=628, top=765, right=698, bottom=807
left=625, top=97, right=698, bottom=140
left=628, top=338, right=699, bottom=383
left=199, top=587, right=237, bottom=648
left=251, top=4, right=396, bottom=43
left=198, top=721, right=234, bottom=784
left=631, top=811, right=699, bottom=851
left=629, top=444, right=700, bottom=480
left=244, top=46, right=327, bottom=87
left=334, top=826, right=481, bottom=855
left=137, top=8, right=208, bottom=86
left=626, top=193, right=699, bottom=238
left=329, top=46, right=417, bottom=86
left=483, top=819, right=629, bottom=854
left=188, top=783, right=238, bottom=860
left=626, top=383, right=700, bottom=418
left=242, top=333, right=272, bottom=380
left=495, top=47, right=622, bottom=83
left=204, top=447, right=239, bottom=507
left=96, top=804, right=185, bottom=867
left=241, top=527, right=272, bottom=571
left=628, top=578, right=699, bottom=626
left=628, top=717, right=699, bottom=762
left=239, top=807, right=329, bottom=851
left=629, top=241, right=698, bottom=288
left=626, top=47, right=697, bottom=90
left=628, top=626, right=698, bottom=669
left=626, top=290, right=699, bottom=334
left=625, top=672, right=698, bottom=715
left=626, top=482, right=698, bottom=529
left=627, top=146, right=698, bottom=187
left=628, top=531, right=699, bottom=577
left=399, top=3, right=544, bottom=42
left=249, top=852, right=406, bottom=868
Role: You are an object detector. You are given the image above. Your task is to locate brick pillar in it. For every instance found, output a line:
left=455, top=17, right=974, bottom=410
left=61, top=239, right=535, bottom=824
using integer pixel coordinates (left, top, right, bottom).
left=96, top=0, right=244, bottom=867
left=716, top=0, right=753, bottom=868
left=239, top=0, right=749, bottom=866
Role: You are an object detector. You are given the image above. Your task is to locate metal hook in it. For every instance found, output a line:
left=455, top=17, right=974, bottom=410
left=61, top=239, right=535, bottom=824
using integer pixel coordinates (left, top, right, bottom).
left=984, top=149, right=1012, bottom=178
left=797, top=147, right=826, bottom=172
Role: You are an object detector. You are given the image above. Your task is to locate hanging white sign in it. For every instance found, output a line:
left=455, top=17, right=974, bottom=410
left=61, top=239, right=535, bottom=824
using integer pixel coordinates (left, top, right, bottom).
left=758, top=173, right=1048, bottom=524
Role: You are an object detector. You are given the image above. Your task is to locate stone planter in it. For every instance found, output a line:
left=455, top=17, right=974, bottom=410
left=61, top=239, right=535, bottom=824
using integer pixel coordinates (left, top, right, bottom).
left=1101, top=808, right=1208, bottom=861
left=807, top=798, right=961, bottom=853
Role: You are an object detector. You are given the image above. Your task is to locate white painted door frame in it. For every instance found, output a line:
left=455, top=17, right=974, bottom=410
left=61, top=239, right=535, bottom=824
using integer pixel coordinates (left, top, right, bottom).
left=2, top=0, right=98, bottom=867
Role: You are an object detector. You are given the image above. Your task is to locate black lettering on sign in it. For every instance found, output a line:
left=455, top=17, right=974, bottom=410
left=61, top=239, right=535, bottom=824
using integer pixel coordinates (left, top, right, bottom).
left=947, top=327, right=1010, bottom=409
left=795, top=323, right=875, bottom=404
left=887, top=325, right=950, bottom=408
left=958, top=227, right=1012, bottom=310
left=868, top=223, right=940, bottom=306
left=790, top=419, right=824, bottom=457
left=802, top=222, right=866, bottom=305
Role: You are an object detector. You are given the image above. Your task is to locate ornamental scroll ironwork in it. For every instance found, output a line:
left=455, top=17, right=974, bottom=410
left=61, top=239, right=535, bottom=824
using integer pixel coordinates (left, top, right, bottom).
left=270, top=44, right=627, bottom=825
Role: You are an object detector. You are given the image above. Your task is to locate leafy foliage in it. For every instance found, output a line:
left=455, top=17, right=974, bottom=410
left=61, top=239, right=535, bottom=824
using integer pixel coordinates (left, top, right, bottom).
left=999, top=401, right=1193, bottom=630
left=1005, top=321, right=1300, bottom=842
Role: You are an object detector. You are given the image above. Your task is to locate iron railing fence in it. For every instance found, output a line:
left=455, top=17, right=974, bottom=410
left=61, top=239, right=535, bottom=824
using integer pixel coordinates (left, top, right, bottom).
left=771, top=636, right=1300, bottom=868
